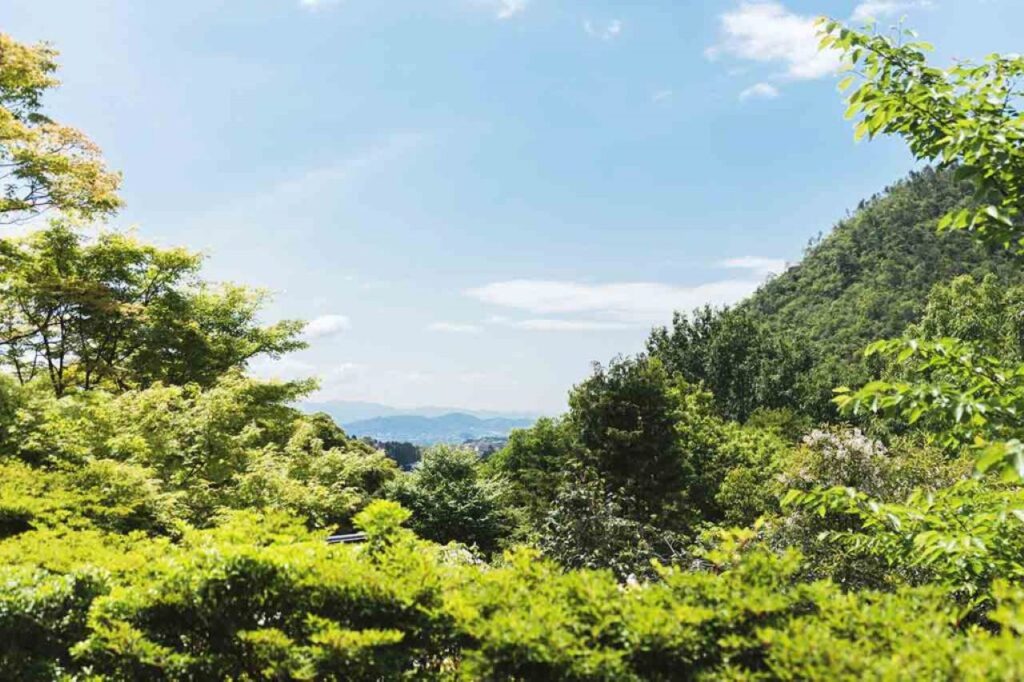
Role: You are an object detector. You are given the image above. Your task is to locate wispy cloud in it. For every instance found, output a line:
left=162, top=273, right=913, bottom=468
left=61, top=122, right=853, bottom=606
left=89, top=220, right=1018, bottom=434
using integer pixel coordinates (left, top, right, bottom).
left=268, top=133, right=424, bottom=202
left=303, top=314, right=351, bottom=339
left=652, top=89, right=674, bottom=103
left=298, top=0, right=340, bottom=11
left=706, top=1, right=840, bottom=81
left=428, top=322, right=484, bottom=334
left=248, top=355, right=317, bottom=382
left=852, top=1, right=933, bottom=22
left=720, top=256, right=787, bottom=276
left=253, top=357, right=367, bottom=398
left=584, top=19, right=623, bottom=40
left=248, top=355, right=366, bottom=396
left=496, top=0, right=526, bottom=20
left=182, top=132, right=425, bottom=252
left=261, top=357, right=517, bottom=407
left=468, top=279, right=763, bottom=326
left=739, top=82, right=780, bottom=101
left=503, top=318, right=636, bottom=332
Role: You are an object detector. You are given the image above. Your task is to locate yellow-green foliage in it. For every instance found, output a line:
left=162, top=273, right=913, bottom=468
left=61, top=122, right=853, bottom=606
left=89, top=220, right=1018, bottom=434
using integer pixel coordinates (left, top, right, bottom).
left=3, top=502, right=1024, bottom=680
left=0, top=458, right=181, bottom=538
left=0, top=375, right=397, bottom=530
left=0, top=34, right=122, bottom=223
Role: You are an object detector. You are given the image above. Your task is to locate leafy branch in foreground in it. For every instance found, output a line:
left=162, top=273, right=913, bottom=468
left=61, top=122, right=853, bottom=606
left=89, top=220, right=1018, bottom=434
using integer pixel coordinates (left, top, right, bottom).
left=835, top=338, right=1024, bottom=479
left=821, top=19, right=1024, bottom=251
left=824, top=20, right=1024, bottom=480
left=0, top=34, right=122, bottom=223
left=783, top=480, right=1024, bottom=610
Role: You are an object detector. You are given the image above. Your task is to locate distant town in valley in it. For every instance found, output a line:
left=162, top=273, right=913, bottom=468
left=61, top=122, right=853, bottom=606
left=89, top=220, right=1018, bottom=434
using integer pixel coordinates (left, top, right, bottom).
left=302, top=400, right=539, bottom=468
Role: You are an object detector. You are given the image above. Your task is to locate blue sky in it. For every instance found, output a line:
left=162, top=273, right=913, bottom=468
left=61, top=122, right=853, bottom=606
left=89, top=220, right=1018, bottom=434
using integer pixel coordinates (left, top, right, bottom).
left=4, top=0, right=1020, bottom=414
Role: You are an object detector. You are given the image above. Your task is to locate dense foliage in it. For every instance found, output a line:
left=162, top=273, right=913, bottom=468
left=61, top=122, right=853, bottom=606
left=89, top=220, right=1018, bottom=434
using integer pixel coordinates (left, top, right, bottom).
left=0, top=223, right=305, bottom=396
left=4, top=502, right=1024, bottom=680
left=2, top=20, right=1024, bottom=681
left=384, top=445, right=511, bottom=554
left=650, top=167, right=1024, bottom=421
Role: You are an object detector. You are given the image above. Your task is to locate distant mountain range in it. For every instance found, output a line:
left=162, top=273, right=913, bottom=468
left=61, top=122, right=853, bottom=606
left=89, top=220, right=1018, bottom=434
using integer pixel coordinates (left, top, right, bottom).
left=340, top=413, right=536, bottom=445
left=301, top=400, right=538, bottom=425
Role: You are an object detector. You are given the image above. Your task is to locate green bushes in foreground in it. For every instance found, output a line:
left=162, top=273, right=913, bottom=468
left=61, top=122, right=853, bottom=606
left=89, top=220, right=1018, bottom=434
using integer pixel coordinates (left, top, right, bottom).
left=1, top=500, right=1023, bottom=680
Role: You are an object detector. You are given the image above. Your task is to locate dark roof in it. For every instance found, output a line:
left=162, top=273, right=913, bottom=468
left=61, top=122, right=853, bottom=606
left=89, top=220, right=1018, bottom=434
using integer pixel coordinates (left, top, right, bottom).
left=326, top=531, right=367, bottom=545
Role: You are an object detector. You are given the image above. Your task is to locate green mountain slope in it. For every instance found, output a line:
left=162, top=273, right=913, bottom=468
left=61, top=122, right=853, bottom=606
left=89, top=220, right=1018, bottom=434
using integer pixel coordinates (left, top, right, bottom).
left=748, top=168, right=1019, bottom=359
left=651, top=168, right=1024, bottom=420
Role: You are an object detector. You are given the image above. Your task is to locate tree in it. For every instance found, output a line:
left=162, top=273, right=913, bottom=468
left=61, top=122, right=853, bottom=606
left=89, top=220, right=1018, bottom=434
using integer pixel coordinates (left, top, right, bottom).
left=823, top=21, right=1024, bottom=479
left=384, top=445, right=512, bottom=553
left=0, top=34, right=122, bottom=223
left=567, top=356, right=694, bottom=526
left=486, top=417, right=574, bottom=530
left=559, top=355, right=787, bottom=537
left=0, top=223, right=304, bottom=395
left=538, top=465, right=686, bottom=579
left=784, top=479, right=1024, bottom=606
left=912, top=274, right=1024, bottom=361
left=770, top=428, right=966, bottom=588
left=648, top=306, right=813, bottom=422
left=378, top=441, right=422, bottom=471
left=821, top=20, right=1024, bottom=251
left=4, top=370, right=397, bottom=529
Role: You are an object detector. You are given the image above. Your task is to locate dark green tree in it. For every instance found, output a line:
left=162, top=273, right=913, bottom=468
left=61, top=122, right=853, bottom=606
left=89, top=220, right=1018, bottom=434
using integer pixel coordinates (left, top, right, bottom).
left=648, top=306, right=812, bottom=422
left=487, top=417, right=575, bottom=529
left=567, top=356, right=693, bottom=527
left=385, top=445, right=512, bottom=553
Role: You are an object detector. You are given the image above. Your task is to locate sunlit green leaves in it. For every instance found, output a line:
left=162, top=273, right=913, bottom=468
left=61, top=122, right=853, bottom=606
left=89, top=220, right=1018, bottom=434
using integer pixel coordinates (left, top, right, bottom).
left=0, top=34, right=122, bottom=223
left=834, top=336, right=1024, bottom=479
left=0, top=222, right=306, bottom=396
left=822, top=20, right=1024, bottom=251
left=783, top=480, right=1024, bottom=608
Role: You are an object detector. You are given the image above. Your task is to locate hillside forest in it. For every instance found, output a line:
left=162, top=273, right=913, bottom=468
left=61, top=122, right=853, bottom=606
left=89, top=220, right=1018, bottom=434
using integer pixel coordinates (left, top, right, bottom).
left=2, top=19, right=1024, bottom=680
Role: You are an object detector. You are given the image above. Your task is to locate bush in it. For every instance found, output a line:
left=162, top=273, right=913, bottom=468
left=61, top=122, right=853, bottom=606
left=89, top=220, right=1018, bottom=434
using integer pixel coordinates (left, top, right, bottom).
left=5, top=375, right=396, bottom=529
left=538, top=467, right=688, bottom=580
left=385, top=445, right=512, bottom=553
left=0, top=566, right=109, bottom=680
left=0, top=499, right=1023, bottom=679
left=767, top=428, right=970, bottom=588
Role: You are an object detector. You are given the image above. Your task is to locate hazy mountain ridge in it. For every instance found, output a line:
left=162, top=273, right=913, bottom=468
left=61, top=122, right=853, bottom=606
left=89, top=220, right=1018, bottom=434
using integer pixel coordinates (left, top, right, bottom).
left=342, top=412, right=535, bottom=445
left=302, top=400, right=538, bottom=424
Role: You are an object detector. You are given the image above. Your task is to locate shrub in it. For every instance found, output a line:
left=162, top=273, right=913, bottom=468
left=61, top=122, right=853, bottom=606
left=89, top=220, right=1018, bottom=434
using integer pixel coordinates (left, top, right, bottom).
left=385, top=445, right=512, bottom=553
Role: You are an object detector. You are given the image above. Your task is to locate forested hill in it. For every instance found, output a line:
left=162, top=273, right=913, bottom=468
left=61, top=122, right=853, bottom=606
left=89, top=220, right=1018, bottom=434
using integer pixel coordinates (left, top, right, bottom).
left=649, top=168, right=1024, bottom=421
left=747, top=167, right=1020, bottom=354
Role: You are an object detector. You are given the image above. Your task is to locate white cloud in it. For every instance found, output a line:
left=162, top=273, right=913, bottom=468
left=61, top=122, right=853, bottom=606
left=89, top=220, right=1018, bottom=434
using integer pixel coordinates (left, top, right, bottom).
left=248, top=355, right=317, bottom=382
left=321, top=362, right=364, bottom=382
left=707, top=1, right=840, bottom=80
left=852, top=1, right=933, bottom=22
left=584, top=19, right=623, bottom=40
left=505, top=318, right=636, bottom=332
left=304, top=314, right=351, bottom=339
left=298, top=0, right=340, bottom=10
left=496, top=0, right=526, bottom=19
left=428, top=322, right=484, bottom=334
left=739, top=82, right=780, bottom=100
left=468, top=279, right=762, bottom=325
left=307, top=362, right=371, bottom=400
left=720, top=256, right=788, bottom=276
left=652, top=89, right=674, bottom=103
